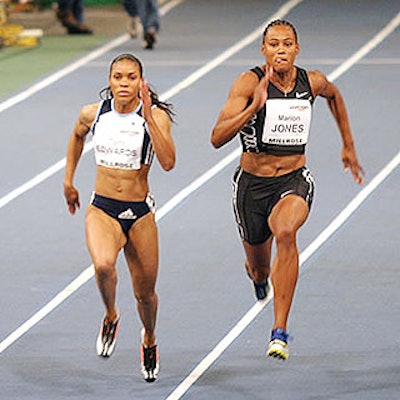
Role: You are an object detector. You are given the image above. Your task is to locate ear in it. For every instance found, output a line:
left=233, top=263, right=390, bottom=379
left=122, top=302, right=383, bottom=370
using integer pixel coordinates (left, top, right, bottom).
left=295, top=42, right=300, bottom=56
left=261, top=43, right=266, bottom=57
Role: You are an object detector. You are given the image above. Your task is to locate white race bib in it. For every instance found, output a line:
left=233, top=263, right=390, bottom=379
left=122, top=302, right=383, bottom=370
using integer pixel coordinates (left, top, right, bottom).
left=93, top=112, right=145, bottom=170
left=262, top=98, right=312, bottom=146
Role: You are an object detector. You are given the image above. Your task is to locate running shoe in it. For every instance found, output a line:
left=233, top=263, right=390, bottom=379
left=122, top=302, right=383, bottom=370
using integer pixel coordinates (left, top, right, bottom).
left=267, top=328, right=289, bottom=360
left=253, top=280, right=269, bottom=301
left=140, top=329, right=159, bottom=382
left=96, top=316, right=120, bottom=358
left=143, top=29, right=157, bottom=50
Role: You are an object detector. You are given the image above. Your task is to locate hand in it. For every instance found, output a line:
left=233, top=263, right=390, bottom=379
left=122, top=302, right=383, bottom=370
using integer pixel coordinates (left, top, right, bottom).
left=139, top=78, right=153, bottom=121
left=342, top=146, right=366, bottom=185
left=252, top=66, right=272, bottom=112
left=64, top=184, right=80, bottom=215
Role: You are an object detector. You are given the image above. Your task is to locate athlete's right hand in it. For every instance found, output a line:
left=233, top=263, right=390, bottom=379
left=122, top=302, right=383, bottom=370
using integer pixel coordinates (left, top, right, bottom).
left=64, top=184, right=80, bottom=215
left=252, top=66, right=271, bottom=112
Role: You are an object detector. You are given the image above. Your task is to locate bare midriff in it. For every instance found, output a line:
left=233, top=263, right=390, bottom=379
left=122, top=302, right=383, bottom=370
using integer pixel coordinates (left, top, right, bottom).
left=240, top=152, right=306, bottom=177
left=94, top=164, right=150, bottom=201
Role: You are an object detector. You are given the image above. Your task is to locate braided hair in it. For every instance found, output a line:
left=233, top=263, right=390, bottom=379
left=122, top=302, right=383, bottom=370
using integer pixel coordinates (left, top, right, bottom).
left=262, top=19, right=298, bottom=43
left=99, top=53, right=175, bottom=121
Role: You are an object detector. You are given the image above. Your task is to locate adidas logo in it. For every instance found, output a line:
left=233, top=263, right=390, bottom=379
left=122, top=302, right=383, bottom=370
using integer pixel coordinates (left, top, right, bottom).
left=118, top=208, right=137, bottom=220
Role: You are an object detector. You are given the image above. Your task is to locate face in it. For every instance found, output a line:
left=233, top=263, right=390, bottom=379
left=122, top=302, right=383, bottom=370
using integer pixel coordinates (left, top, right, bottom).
left=261, top=25, right=299, bottom=73
left=109, top=59, right=142, bottom=104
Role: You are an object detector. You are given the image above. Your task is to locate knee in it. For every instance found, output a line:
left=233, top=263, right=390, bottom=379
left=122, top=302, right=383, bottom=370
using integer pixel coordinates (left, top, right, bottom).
left=274, top=225, right=297, bottom=249
left=135, top=291, right=157, bottom=307
left=94, top=259, right=116, bottom=281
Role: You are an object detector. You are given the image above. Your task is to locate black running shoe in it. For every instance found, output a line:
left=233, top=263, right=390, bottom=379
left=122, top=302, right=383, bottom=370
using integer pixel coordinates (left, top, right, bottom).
left=143, top=30, right=156, bottom=50
left=140, top=330, right=159, bottom=382
left=96, top=317, right=120, bottom=358
left=253, top=279, right=269, bottom=301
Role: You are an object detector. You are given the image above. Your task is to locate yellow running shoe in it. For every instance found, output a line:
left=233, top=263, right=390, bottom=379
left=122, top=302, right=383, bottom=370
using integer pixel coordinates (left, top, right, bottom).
left=267, top=328, right=289, bottom=360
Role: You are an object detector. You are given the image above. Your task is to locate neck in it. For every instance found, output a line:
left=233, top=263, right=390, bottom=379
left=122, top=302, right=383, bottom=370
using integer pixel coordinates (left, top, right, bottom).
left=113, top=97, right=141, bottom=114
left=270, top=66, right=297, bottom=93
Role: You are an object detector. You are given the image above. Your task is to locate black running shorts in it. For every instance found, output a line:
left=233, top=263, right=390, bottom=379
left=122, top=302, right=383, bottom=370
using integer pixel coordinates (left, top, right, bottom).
left=232, top=166, right=315, bottom=245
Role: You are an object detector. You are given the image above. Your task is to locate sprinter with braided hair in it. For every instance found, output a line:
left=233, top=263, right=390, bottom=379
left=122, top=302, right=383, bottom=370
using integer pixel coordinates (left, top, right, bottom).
left=211, top=20, right=364, bottom=360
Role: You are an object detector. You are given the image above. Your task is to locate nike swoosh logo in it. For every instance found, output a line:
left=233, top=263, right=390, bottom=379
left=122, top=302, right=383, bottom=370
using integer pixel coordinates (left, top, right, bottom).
left=296, top=91, right=309, bottom=98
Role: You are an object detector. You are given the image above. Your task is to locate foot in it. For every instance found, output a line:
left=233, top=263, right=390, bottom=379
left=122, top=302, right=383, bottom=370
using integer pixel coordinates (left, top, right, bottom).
left=127, top=16, right=140, bottom=38
left=140, top=329, right=159, bottom=382
left=267, top=328, right=289, bottom=360
left=67, top=23, right=93, bottom=35
left=96, top=316, right=120, bottom=358
left=143, top=28, right=157, bottom=50
left=253, top=279, right=270, bottom=300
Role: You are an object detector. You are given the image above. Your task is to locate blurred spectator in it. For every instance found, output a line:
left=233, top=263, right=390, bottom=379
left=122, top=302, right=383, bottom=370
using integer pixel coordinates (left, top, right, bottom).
left=123, top=0, right=160, bottom=49
left=56, top=0, right=93, bottom=34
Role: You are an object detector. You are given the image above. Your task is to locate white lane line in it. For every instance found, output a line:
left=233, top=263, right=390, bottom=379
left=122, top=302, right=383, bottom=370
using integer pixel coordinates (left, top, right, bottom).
left=160, top=0, right=304, bottom=101
left=0, top=0, right=303, bottom=354
left=88, top=57, right=400, bottom=68
left=162, top=11, right=400, bottom=400
left=0, top=0, right=184, bottom=115
left=164, top=151, right=400, bottom=400
left=329, top=12, right=400, bottom=82
left=300, top=151, right=400, bottom=269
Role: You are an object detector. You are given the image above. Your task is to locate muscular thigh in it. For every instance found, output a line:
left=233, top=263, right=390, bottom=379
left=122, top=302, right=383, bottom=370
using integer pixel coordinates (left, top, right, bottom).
left=85, top=205, right=126, bottom=266
left=124, top=213, right=159, bottom=287
left=268, top=194, right=309, bottom=237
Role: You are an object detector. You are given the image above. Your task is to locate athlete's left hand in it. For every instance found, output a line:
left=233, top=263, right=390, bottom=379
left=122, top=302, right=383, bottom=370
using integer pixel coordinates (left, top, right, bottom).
left=140, top=79, right=152, bottom=121
left=342, top=146, right=365, bottom=184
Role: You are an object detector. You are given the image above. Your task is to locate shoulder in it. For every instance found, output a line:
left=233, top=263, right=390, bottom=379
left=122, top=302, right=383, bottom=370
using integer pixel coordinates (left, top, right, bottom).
left=306, top=69, right=332, bottom=97
left=79, top=102, right=100, bottom=127
left=151, top=106, right=172, bottom=126
left=230, top=66, right=264, bottom=97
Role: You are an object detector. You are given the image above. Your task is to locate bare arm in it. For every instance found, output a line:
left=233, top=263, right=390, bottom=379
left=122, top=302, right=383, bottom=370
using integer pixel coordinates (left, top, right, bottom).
left=63, top=103, right=97, bottom=214
left=309, top=70, right=365, bottom=184
left=140, top=80, right=175, bottom=171
left=211, top=68, right=269, bottom=148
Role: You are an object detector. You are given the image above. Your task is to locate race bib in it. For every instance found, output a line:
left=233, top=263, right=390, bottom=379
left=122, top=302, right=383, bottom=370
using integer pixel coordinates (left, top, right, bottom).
left=262, top=98, right=312, bottom=146
left=93, top=112, right=145, bottom=170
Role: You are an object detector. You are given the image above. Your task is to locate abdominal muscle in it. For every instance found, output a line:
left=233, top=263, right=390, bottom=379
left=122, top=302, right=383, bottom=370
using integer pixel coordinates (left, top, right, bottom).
left=240, top=152, right=306, bottom=177
left=94, top=164, right=150, bottom=201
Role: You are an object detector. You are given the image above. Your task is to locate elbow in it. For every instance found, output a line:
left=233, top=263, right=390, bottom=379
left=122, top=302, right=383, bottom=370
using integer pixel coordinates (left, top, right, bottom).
left=210, top=130, right=223, bottom=149
left=210, top=137, right=220, bottom=149
left=161, top=155, right=176, bottom=171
